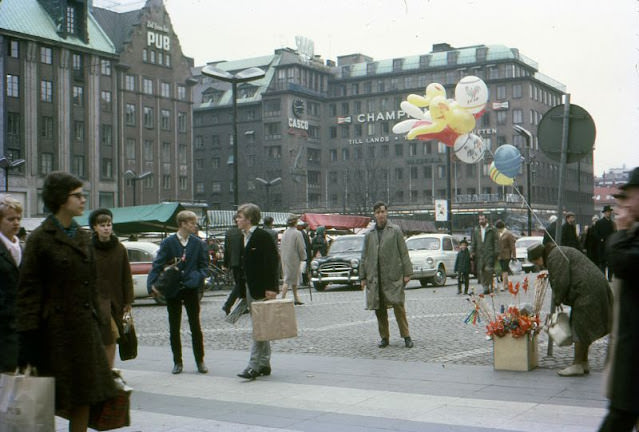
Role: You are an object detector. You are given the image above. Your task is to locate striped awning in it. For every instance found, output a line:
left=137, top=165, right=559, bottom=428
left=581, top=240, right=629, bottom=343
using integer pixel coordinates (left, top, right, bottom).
left=206, top=210, right=290, bottom=229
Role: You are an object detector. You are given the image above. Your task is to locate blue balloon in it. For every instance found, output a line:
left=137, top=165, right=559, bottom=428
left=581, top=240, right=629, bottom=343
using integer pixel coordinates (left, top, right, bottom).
left=493, top=144, right=522, bottom=178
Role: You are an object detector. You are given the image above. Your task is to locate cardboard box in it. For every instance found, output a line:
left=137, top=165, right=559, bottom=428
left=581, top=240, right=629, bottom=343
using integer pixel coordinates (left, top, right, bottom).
left=250, top=299, right=298, bottom=341
left=493, top=333, right=538, bottom=371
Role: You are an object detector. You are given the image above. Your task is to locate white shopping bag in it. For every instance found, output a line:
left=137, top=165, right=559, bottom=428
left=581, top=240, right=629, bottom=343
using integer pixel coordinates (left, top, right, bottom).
left=0, top=368, right=55, bottom=432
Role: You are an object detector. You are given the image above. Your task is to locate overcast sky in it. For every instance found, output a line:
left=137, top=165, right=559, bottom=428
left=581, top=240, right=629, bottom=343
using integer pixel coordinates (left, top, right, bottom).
left=96, top=0, right=639, bottom=175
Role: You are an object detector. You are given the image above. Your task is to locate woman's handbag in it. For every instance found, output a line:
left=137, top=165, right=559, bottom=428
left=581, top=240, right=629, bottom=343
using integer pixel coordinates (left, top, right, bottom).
left=546, top=306, right=573, bottom=346
left=0, top=366, right=55, bottom=432
left=155, top=259, right=181, bottom=299
left=88, top=371, right=132, bottom=431
left=118, top=311, right=137, bottom=361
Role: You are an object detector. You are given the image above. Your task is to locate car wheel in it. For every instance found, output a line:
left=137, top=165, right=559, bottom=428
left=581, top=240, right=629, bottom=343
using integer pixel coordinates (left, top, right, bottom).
left=429, top=266, right=447, bottom=287
left=313, top=282, right=328, bottom=291
left=419, top=278, right=429, bottom=288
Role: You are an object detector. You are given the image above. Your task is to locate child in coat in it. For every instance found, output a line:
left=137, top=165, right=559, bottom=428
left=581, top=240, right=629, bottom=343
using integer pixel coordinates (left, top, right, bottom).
left=454, top=238, right=472, bottom=294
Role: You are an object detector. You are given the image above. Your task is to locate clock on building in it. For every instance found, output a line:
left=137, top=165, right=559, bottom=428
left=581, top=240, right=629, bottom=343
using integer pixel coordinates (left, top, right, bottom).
left=292, top=99, right=305, bottom=118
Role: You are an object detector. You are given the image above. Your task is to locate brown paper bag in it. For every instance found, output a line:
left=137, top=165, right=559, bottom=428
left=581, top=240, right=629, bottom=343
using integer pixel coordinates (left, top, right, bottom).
left=251, top=299, right=298, bottom=341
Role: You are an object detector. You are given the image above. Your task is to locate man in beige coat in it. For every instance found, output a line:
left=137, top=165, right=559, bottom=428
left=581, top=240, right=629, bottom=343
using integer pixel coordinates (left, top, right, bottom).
left=280, top=214, right=306, bottom=305
left=360, top=202, right=414, bottom=348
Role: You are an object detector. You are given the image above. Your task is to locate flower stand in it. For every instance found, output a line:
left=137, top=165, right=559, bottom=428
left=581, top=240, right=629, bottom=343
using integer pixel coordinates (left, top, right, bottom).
left=493, top=333, right=538, bottom=371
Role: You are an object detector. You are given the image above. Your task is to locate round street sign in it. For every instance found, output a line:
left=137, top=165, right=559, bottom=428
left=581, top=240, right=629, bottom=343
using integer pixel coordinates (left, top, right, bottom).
left=537, top=104, right=596, bottom=164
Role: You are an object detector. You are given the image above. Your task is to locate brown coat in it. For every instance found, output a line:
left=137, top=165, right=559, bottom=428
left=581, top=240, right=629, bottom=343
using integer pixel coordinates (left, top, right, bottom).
left=497, top=229, right=516, bottom=260
left=93, top=234, right=134, bottom=344
left=16, top=217, right=116, bottom=413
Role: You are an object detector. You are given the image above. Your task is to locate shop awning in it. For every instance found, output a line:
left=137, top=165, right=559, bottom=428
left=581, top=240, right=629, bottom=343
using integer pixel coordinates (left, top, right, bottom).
left=74, top=202, right=185, bottom=235
left=300, top=213, right=371, bottom=231
left=206, top=210, right=290, bottom=229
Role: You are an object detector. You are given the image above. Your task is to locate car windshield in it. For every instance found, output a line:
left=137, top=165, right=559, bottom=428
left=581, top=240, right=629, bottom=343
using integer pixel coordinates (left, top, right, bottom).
left=406, top=237, right=440, bottom=251
left=329, top=237, right=364, bottom=254
left=516, top=238, right=542, bottom=248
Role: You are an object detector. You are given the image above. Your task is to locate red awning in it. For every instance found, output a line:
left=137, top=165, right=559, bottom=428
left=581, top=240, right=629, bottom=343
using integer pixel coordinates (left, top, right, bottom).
left=300, top=213, right=370, bottom=231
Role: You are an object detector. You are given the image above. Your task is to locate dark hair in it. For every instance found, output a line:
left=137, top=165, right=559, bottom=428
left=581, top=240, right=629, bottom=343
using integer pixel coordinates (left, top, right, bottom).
left=460, top=238, right=468, bottom=245
left=89, top=208, right=113, bottom=229
left=237, top=203, right=261, bottom=225
left=373, top=201, right=387, bottom=212
left=263, top=216, right=274, bottom=226
left=42, top=171, right=83, bottom=214
left=495, top=220, right=505, bottom=229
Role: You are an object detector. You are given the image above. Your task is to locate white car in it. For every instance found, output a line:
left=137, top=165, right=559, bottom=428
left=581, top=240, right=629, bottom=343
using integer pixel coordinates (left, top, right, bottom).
left=406, top=233, right=459, bottom=287
left=122, top=241, right=160, bottom=302
left=515, top=236, right=543, bottom=273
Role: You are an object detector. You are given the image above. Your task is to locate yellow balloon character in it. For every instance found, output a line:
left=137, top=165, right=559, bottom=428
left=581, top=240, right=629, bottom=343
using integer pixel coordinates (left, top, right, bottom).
left=407, top=83, right=446, bottom=108
left=406, top=95, right=448, bottom=140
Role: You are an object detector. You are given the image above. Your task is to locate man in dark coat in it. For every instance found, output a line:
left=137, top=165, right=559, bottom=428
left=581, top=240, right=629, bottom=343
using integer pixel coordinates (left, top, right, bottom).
left=583, top=215, right=600, bottom=264
left=148, top=210, right=209, bottom=375
left=471, top=213, right=498, bottom=294
left=235, top=203, right=280, bottom=380
left=0, top=195, right=22, bottom=372
left=297, top=220, right=312, bottom=286
left=560, top=211, right=581, bottom=250
left=598, top=168, right=639, bottom=432
left=594, top=205, right=616, bottom=281
left=222, top=217, right=245, bottom=315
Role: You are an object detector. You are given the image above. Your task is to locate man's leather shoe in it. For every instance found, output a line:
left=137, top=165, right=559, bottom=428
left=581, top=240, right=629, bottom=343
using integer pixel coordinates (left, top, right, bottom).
left=294, top=301, right=304, bottom=305
left=237, top=367, right=260, bottom=380
left=172, top=363, right=183, bottom=374
left=557, top=363, right=585, bottom=377
left=196, top=361, right=208, bottom=374
left=222, top=305, right=231, bottom=316
left=404, top=337, right=414, bottom=348
left=258, top=366, right=271, bottom=376
left=378, top=338, right=389, bottom=348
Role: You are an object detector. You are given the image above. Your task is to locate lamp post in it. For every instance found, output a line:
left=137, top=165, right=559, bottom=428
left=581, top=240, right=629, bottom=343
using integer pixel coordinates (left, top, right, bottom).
left=513, top=125, right=533, bottom=235
left=0, top=156, right=26, bottom=192
left=255, top=177, right=281, bottom=211
left=123, top=169, right=152, bottom=206
left=201, top=65, right=266, bottom=208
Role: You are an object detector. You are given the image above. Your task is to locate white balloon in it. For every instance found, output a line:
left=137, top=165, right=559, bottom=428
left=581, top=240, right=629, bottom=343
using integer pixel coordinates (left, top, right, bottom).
left=454, top=134, right=485, bottom=164
left=400, top=101, right=426, bottom=120
left=392, top=119, right=419, bottom=134
left=455, top=76, right=488, bottom=114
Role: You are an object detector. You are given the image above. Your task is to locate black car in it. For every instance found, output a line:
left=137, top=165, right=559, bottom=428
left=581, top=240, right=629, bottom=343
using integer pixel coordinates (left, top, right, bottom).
left=309, top=234, right=365, bottom=291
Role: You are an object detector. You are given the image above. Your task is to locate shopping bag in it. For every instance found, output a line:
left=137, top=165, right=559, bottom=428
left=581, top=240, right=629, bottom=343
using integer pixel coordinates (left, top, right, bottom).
left=118, top=311, right=137, bottom=361
left=0, top=367, right=55, bottom=432
left=88, top=372, right=132, bottom=431
left=546, top=307, right=573, bottom=347
left=251, top=299, right=298, bottom=341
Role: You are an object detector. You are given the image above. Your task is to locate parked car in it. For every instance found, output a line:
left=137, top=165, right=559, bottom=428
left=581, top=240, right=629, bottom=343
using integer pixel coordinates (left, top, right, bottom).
left=122, top=240, right=160, bottom=303
left=406, top=233, right=459, bottom=287
left=515, top=236, right=543, bottom=273
left=309, top=234, right=364, bottom=291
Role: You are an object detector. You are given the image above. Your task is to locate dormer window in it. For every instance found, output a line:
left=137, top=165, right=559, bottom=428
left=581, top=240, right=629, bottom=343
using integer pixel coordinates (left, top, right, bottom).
left=66, top=6, right=76, bottom=35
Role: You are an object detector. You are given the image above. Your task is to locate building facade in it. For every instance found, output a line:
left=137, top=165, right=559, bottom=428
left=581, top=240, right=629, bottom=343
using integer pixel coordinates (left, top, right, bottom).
left=193, top=43, right=595, bottom=232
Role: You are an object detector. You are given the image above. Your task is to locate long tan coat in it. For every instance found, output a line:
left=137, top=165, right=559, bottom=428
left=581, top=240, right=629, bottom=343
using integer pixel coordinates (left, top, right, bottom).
left=497, top=229, right=516, bottom=260
left=16, top=217, right=116, bottom=413
left=360, top=223, right=412, bottom=309
left=280, top=227, right=306, bottom=285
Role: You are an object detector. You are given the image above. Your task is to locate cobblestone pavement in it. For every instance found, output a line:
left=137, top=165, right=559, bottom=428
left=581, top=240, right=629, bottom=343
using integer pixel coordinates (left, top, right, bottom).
left=132, top=272, right=608, bottom=373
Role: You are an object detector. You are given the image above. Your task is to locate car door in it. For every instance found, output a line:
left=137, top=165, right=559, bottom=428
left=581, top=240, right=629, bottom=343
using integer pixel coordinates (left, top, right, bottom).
left=442, top=236, right=456, bottom=275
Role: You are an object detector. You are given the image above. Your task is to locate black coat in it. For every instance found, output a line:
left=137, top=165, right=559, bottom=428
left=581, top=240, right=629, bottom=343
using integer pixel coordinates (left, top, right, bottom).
left=454, top=248, right=471, bottom=274
left=224, top=227, right=244, bottom=269
left=560, top=222, right=581, bottom=249
left=0, top=240, right=20, bottom=372
left=242, top=227, right=280, bottom=299
left=604, top=226, right=639, bottom=413
left=594, top=217, right=616, bottom=262
left=16, top=217, right=116, bottom=413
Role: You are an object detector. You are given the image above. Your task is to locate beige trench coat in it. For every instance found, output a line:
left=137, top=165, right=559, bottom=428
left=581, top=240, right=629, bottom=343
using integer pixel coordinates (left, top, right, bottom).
left=360, top=223, right=413, bottom=309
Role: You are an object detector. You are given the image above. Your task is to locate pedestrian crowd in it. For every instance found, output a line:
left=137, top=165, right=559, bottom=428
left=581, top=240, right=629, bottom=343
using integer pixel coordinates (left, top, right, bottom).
left=1, top=168, right=637, bottom=431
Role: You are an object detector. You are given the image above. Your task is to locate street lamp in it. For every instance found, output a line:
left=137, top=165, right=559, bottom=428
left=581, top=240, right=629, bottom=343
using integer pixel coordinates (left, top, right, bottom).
left=201, top=65, right=266, bottom=208
left=123, top=169, right=152, bottom=206
left=255, top=177, right=281, bottom=211
left=513, top=125, right=533, bottom=235
left=0, top=156, right=25, bottom=192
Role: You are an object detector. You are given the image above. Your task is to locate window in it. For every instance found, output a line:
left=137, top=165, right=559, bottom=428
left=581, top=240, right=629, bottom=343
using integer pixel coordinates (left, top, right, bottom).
left=150, top=50, right=156, bottom=64
left=179, top=176, right=188, bottom=190
left=162, top=175, right=171, bottom=190
left=99, top=192, right=114, bottom=209
left=66, top=6, right=76, bottom=33
left=177, top=112, right=187, bottom=132
left=40, top=153, right=54, bottom=175
left=143, top=107, right=154, bottom=128
left=125, top=75, right=135, bottom=91
left=7, top=112, right=20, bottom=136
left=72, top=53, right=82, bottom=71
left=72, top=86, right=83, bottom=106
left=143, top=140, right=153, bottom=161
left=194, top=136, right=204, bottom=150
left=74, top=121, right=84, bottom=141
left=195, top=158, right=204, bottom=170
left=125, top=138, right=136, bottom=161
left=513, top=109, right=523, bottom=124
left=195, top=182, right=204, bottom=193
left=161, top=109, right=171, bottom=130
left=496, top=111, right=507, bottom=125
left=41, top=116, right=54, bottom=138
left=212, top=157, right=220, bottom=168
left=101, top=125, right=112, bottom=147
left=125, top=104, right=136, bottom=126
left=9, top=40, right=19, bottom=58
left=211, top=182, right=221, bottom=193
left=329, top=127, right=337, bottom=139
left=72, top=155, right=85, bottom=178
left=341, top=148, right=350, bottom=160
left=162, top=142, right=171, bottom=162
left=411, top=166, right=418, bottom=180
left=329, top=149, right=337, bottom=161
left=41, top=80, right=53, bottom=102
left=496, top=85, right=506, bottom=100
left=177, top=85, right=186, bottom=100
left=6, top=75, right=19, bottom=97
left=178, top=144, right=187, bottom=164
left=395, top=144, right=403, bottom=157
left=513, top=84, right=522, bottom=98
left=165, top=54, right=171, bottom=67
left=101, top=158, right=113, bottom=179
left=160, top=82, right=170, bottom=98
left=395, top=167, right=403, bottom=180
left=100, top=91, right=111, bottom=111
left=100, top=59, right=111, bottom=76
left=40, top=47, right=52, bottom=64
left=142, top=49, right=147, bottom=62
left=409, top=142, right=417, bottom=156
left=143, top=79, right=153, bottom=95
